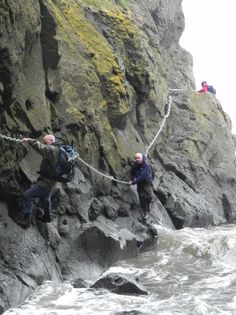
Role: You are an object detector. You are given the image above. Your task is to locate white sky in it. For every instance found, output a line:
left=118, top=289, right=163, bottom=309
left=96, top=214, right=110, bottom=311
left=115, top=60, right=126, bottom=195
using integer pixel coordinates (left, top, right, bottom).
left=180, top=0, right=236, bottom=134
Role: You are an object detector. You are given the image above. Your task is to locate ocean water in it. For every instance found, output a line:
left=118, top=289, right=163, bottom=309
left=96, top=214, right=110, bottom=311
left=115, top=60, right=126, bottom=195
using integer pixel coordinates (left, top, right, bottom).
left=4, top=224, right=236, bottom=315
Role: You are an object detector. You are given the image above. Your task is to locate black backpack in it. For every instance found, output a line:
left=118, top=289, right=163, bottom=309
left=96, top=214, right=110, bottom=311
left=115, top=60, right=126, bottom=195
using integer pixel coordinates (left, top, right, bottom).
left=39, top=145, right=78, bottom=183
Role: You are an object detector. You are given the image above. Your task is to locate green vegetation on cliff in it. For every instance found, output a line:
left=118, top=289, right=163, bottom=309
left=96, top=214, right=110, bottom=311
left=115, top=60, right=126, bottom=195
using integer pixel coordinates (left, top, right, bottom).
left=82, top=0, right=128, bottom=10
left=47, top=0, right=130, bottom=120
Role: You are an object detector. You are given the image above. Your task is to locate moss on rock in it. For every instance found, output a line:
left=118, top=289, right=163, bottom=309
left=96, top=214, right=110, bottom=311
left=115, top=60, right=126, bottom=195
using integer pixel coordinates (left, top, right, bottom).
left=47, top=0, right=129, bottom=123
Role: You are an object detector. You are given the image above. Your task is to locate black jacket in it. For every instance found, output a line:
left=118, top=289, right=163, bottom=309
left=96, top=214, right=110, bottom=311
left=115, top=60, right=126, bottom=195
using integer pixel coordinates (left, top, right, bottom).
left=130, top=157, right=154, bottom=186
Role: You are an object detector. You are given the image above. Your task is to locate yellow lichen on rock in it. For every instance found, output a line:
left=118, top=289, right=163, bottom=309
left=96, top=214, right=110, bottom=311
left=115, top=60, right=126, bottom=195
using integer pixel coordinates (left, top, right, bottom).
left=47, top=0, right=130, bottom=119
left=82, top=0, right=129, bottom=11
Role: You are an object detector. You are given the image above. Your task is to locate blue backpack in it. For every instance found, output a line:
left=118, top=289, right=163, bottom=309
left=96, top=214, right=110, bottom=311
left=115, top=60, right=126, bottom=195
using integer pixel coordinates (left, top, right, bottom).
left=207, top=85, right=216, bottom=95
left=40, top=145, right=78, bottom=182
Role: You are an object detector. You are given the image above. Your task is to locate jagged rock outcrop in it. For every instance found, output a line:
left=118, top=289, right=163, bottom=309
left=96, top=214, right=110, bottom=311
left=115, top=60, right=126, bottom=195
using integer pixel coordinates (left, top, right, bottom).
left=0, top=0, right=236, bottom=313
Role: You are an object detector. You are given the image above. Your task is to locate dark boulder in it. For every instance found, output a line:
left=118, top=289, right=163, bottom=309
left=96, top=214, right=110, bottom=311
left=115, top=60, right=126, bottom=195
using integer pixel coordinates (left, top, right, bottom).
left=88, top=198, right=104, bottom=221
left=91, top=272, right=148, bottom=295
left=77, top=218, right=138, bottom=268
left=100, top=196, right=120, bottom=220
left=71, top=278, right=88, bottom=288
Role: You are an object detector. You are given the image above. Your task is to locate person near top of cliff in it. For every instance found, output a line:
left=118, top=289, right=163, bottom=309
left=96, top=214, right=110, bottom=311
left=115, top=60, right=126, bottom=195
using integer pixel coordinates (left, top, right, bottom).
left=129, top=153, right=154, bottom=223
left=16, top=134, right=59, bottom=228
left=198, top=81, right=217, bottom=95
left=198, top=81, right=208, bottom=93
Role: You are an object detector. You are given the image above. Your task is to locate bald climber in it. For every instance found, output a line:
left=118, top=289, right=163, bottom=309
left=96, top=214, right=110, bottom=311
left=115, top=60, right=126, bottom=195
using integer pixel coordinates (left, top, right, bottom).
left=129, top=153, right=154, bottom=222
left=16, top=134, right=59, bottom=228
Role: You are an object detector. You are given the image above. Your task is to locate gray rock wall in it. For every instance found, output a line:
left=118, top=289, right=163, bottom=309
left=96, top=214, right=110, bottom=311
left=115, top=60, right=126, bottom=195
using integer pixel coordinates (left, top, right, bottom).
left=0, top=0, right=236, bottom=312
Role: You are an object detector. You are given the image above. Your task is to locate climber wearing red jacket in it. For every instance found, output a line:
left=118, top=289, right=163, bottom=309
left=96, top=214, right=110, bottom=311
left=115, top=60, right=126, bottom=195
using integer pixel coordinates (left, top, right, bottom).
left=198, top=81, right=208, bottom=93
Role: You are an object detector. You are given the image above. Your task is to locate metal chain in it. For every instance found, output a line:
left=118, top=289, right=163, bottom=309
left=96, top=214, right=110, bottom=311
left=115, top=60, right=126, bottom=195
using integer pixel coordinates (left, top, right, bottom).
left=145, top=94, right=172, bottom=157
left=0, top=88, right=184, bottom=185
left=0, top=134, right=23, bottom=143
left=0, top=133, right=129, bottom=184
left=168, top=88, right=184, bottom=92
left=76, top=155, right=129, bottom=185
left=144, top=88, right=183, bottom=157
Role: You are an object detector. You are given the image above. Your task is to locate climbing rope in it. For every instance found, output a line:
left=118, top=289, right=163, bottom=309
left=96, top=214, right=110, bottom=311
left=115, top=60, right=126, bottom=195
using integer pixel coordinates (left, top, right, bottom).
left=0, top=88, right=183, bottom=185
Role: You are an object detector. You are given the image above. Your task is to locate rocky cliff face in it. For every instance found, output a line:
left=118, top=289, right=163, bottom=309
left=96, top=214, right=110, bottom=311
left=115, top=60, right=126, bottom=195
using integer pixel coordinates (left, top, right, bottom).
left=0, top=0, right=236, bottom=312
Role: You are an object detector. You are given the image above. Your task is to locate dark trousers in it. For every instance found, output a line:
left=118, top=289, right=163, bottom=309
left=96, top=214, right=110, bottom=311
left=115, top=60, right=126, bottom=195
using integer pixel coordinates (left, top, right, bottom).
left=137, top=183, right=153, bottom=216
left=22, top=184, right=51, bottom=217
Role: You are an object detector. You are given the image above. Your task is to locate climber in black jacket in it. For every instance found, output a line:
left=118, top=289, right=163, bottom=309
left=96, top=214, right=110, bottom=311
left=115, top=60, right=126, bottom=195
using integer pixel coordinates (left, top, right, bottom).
left=129, top=153, right=154, bottom=222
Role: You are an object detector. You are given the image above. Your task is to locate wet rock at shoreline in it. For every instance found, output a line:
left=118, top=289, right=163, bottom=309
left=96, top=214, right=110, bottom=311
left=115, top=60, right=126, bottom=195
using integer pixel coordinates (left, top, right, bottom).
left=91, top=272, right=148, bottom=296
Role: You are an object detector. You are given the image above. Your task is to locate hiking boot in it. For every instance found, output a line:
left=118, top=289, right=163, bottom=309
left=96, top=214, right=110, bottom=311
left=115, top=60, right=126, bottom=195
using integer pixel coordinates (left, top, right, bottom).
left=138, top=217, right=147, bottom=225
left=37, top=214, right=51, bottom=223
left=138, top=213, right=150, bottom=226
left=148, top=224, right=158, bottom=237
left=143, top=211, right=149, bottom=220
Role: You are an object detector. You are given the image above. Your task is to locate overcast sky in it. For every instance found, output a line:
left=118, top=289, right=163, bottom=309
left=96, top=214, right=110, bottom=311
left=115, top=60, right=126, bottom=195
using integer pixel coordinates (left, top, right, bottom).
left=180, top=0, right=236, bottom=134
